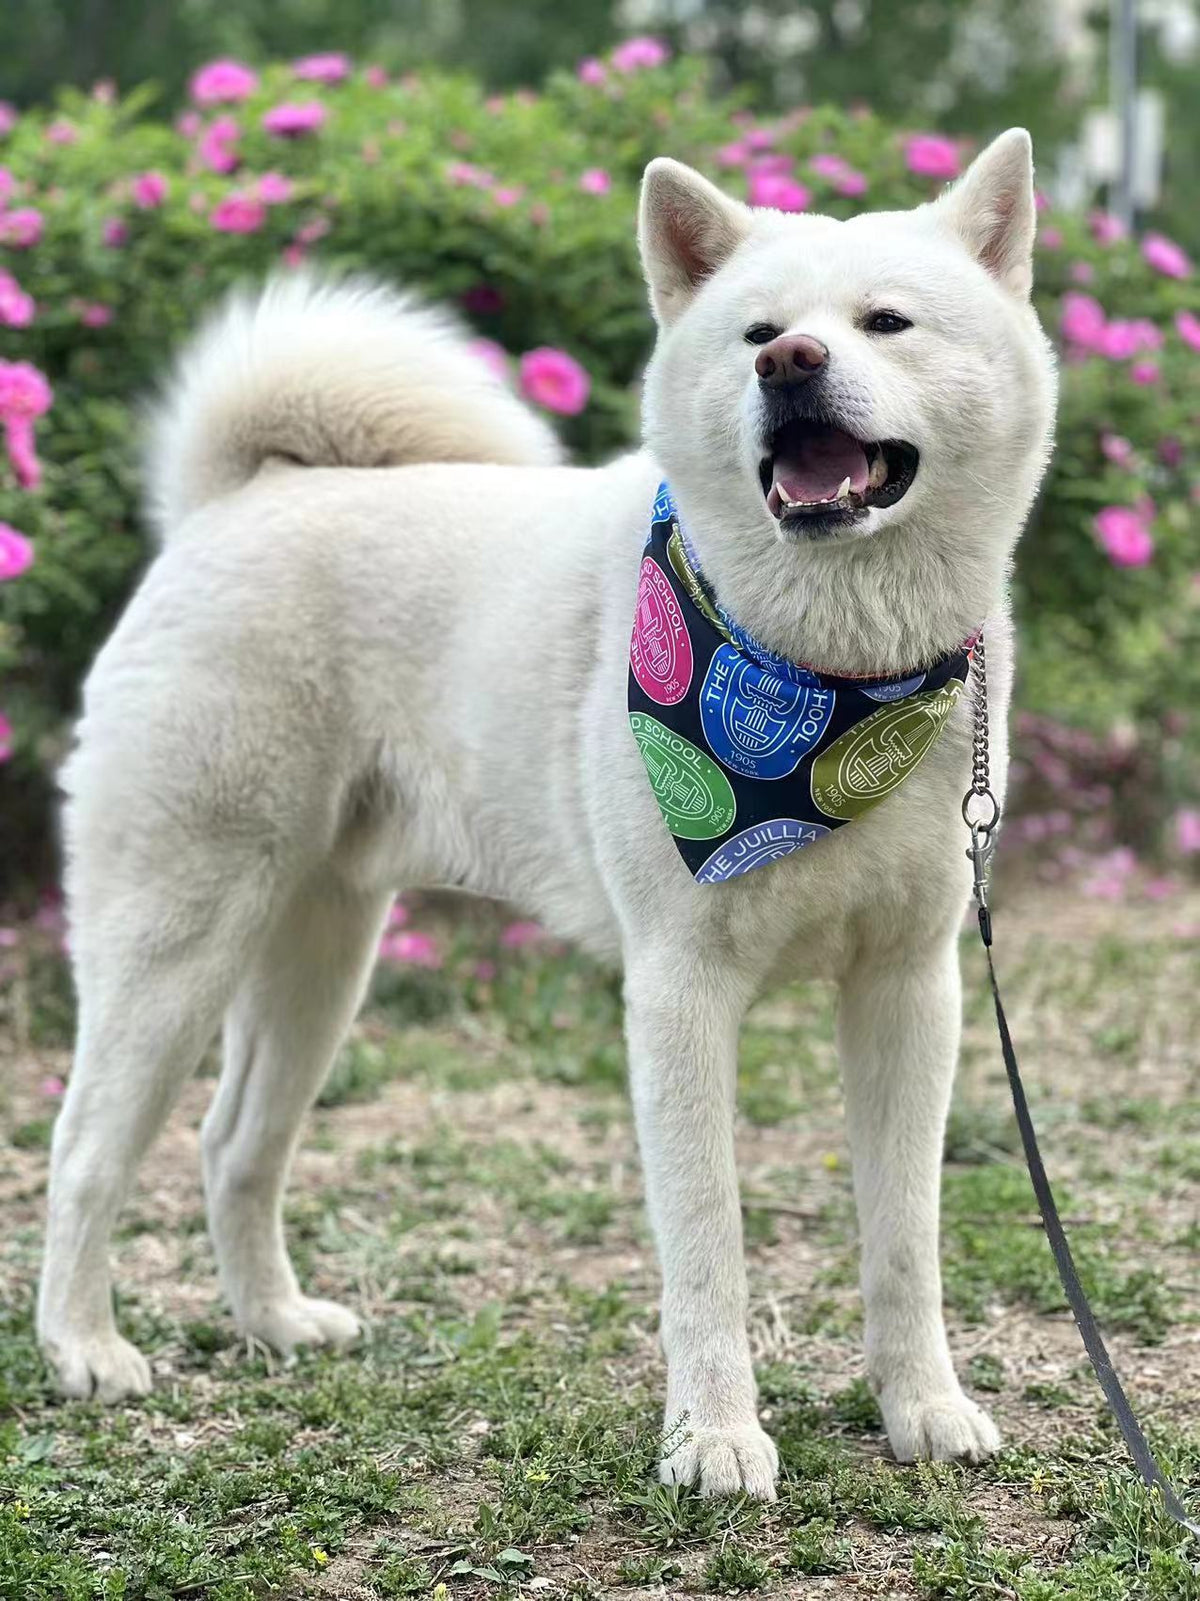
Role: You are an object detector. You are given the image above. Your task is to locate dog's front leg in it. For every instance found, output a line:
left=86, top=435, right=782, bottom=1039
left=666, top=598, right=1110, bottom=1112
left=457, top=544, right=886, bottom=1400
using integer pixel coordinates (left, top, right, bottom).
left=624, top=954, right=778, bottom=1501
left=838, top=936, right=999, bottom=1463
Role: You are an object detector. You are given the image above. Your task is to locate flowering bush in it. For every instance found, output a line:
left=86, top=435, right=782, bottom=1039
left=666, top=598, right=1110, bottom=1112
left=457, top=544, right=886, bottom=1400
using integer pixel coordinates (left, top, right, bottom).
left=0, top=50, right=1197, bottom=887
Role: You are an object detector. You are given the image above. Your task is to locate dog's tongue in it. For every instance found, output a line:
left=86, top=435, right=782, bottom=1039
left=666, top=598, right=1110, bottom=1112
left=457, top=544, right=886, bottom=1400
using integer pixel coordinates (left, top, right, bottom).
left=772, top=424, right=869, bottom=505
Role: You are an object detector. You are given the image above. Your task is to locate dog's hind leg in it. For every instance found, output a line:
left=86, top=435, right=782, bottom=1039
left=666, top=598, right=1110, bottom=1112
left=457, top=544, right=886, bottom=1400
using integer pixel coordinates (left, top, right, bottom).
left=202, top=871, right=391, bottom=1355
left=38, top=859, right=272, bottom=1402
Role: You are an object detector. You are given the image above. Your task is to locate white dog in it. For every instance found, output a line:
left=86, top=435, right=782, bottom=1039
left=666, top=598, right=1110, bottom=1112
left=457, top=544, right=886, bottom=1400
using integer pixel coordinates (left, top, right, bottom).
left=39, top=129, right=1055, bottom=1501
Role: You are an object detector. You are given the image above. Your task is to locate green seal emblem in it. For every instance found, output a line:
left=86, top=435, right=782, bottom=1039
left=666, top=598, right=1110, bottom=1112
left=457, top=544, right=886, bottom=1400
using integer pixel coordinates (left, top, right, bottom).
left=630, top=711, right=737, bottom=840
left=810, top=681, right=963, bottom=820
left=666, top=529, right=731, bottom=641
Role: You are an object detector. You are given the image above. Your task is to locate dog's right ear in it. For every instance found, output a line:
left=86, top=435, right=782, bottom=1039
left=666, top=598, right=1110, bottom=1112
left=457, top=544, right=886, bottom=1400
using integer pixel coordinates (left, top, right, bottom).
left=638, top=159, right=752, bottom=326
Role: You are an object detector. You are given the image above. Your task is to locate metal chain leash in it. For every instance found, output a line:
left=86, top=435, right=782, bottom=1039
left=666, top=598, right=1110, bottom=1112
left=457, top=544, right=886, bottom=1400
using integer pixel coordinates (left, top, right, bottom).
left=961, top=633, right=1000, bottom=945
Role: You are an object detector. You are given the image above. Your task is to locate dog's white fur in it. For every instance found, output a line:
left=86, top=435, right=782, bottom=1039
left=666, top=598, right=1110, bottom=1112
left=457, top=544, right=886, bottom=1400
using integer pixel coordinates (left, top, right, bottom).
left=40, top=131, right=1055, bottom=1499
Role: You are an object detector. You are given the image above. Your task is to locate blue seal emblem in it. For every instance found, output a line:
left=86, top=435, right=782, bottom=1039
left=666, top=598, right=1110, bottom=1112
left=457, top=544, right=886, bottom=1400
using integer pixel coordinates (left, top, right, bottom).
left=860, top=672, right=926, bottom=703
left=694, top=818, right=832, bottom=884
left=699, top=644, right=835, bottom=779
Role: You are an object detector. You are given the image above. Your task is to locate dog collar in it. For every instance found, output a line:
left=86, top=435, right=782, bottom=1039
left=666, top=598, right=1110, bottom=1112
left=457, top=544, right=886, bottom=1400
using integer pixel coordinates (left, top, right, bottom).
left=628, top=482, right=973, bottom=884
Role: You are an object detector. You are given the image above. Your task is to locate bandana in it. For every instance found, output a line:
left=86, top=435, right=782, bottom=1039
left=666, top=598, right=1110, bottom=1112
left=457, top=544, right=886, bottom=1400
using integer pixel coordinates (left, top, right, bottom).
left=628, top=483, right=973, bottom=884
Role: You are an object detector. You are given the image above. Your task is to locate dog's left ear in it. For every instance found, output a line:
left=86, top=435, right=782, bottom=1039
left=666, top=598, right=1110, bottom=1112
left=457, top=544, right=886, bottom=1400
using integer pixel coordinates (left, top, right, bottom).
left=639, top=158, right=753, bottom=325
left=933, top=128, right=1037, bottom=299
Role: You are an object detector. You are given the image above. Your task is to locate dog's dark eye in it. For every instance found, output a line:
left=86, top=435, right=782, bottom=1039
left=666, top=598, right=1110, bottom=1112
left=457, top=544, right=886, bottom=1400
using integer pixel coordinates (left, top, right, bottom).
left=865, top=310, right=912, bottom=335
left=743, top=322, right=780, bottom=345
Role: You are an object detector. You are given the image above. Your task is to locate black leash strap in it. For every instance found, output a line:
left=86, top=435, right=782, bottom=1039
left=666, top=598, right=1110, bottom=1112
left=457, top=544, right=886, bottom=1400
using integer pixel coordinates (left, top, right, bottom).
left=965, top=638, right=1198, bottom=1538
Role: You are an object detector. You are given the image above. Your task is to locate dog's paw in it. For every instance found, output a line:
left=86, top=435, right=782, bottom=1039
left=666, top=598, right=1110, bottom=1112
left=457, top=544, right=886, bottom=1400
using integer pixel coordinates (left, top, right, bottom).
left=660, top=1422, right=779, bottom=1501
left=882, top=1388, right=1000, bottom=1464
left=42, top=1331, right=153, bottom=1403
left=239, top=1295, right=362, bottom=1355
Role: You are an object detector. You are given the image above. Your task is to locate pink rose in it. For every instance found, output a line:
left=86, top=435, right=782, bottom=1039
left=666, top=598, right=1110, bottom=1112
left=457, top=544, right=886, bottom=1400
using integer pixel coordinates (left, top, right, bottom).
left=0, top=208, right=43, bottom=249
left=747, top=171, right=810, bottom=212
left=577, top=57, right=607, bottom=85
left=0, top=272, right=34, bottom=328
left=210, top=193, right=266, bottom=234
left=1130, top=360, right=1159, bottom=386
left=1094, top=504, right=1154, bottom=567
left=0, top=360, right=52, bottom=421
left=1039, top=227, right=1062, bottom=250
left=46, top=119, right=77, bottom=146
left=1141, top=232, right=1191, bottom=279
left=190, top=60, right=259, bottom=107
left=131, top=170, right=169, bottom=209
left=262, top=102, right=327, bottom=137
left=445, top=160, right=493, bottom=188
left=903, top=133, right=960, bottom=179
left=579, top=167, right=611, bottom=195
left=611, top=36, right=670, bottom=72
left=0, top=521, right=33, bottom=580
left=256, top=171, right=294, bottom=204
left=468, top=339, right=509, bottom=380
left=364, top=65, right=388, bottom=89
left=1089, top=210, right=1126, bottom=246
left=0, top=712, right=12, bottom=763
left=491, top=185, right=524, bottom=207
left=293, top=53, right=350, bottom=83
left=80, top=302, right=113, bottom=327
left=1099, top=432, right=1132, bottom=466
left=1175, top=808, right=1200, bottom=855
left=1069, top=261, right=1095, bottom=284
left=1060, top=291, right=1106, bottom=350
left=0, top=168, right=14, bottom=206
left=199, top=115, right=241, bottom=174
left=1175, top=310, right=1200, bottom=353
left=1096, top=320, right=1141, bottom=359
left=102, top=217, right=129, bottom=248
left=716, top=141, right=750, bottom=168
left=519, top=347, right=590, bottom=415
left=378, top=930, right=442, bottom=968
left=501, top=920, right=545, bottom=949
left=0, top=103, right=17, bottom=138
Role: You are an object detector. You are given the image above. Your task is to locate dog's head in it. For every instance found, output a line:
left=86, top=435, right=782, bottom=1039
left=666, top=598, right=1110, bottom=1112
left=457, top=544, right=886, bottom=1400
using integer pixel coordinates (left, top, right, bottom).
left=638, top=131, right=1056, bottom=622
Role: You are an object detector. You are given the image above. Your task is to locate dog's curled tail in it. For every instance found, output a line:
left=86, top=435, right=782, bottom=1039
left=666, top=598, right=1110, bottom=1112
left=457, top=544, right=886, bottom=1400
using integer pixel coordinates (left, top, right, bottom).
left=144, top=272, right=563, bottom=540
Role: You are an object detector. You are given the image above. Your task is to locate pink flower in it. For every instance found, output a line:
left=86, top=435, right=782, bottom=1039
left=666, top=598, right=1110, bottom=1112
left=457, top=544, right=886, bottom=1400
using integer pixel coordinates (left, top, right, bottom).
left=472, top=959, right=497, bottom=983
left=491, top=185, right=524, bottom=207
left=1039, top=227, right=1062, bottom=251
left=38, top=1076, right=65, bottom=1098
left=256, top=171, right=294, bottom=204
left=519, top=347, right=590, bottom=415
left=716, top=140, right=750, bottom=168
left=293, top=53, right=350, bottom=83
left=364, top=65, right=388, bottom=89
left=0, top=359, right=51, bottom=491
left=500, top=920, right=545, bottom=949
left=1130, top=360, right=1159, bottom=385
left=262, top=102, right=327, bottom=137
left=1096, top=320, right=1141, bottom=359
left=0, top=272, right=34, bottom=328
left=1089, top=210, right=1126, bottom=246
left=1158, top=435, right=1183, bottom=469
left=577, top=57, right=607, bottom=85
left=378, top=930, right=442, bottom=968
left=1175, top=808, right=1200, bottom=855
left=101, top=217, right=129, bottom=248
left=1060, top=291, right=1107, bottom=350
left=0, top=103, right=16, bottom=138
left=0, top=167, right=14, bottom=206
left=1100, top=432, right=1133, bottom=466
left=611, top=35, right=669, bottom=72
left=1094, top=504, right=1154, bottom=567
left=79, top=302, right=113, bottom=327
left=0, top=711, right=11, bottom=762
left=1141, top=231, right=1191, bottom=279
left=445, top=160, right=493, bottom=188
left=0, top=208, right=43, bottom=249
left=199, top=115, right=241, bottom=173
left=176, top=110, right=202, bottom=138
left=1034, top=189, right=1051, bottom=213
left=131, top=170, right=169, bottom=209
left=387, top=900, right=408, bottom=928
left=903, top=133, right=960, bottom=179
left=0, top=522, right=33, bottom=580
left=190, top=59, right=259, bottom=107
left=1069, top=261, right=1095, bottom=284
left=579, top=167, right=611, bottom=195
left=210, top=193, right=265, bottom=234
left=468, top=338, right=509, bottom=380
left=747, top=171, right=810, bottom=211
left=1143, top=876, right=1177, bottom=902
left=46, top=118, right=77, bottom=146
left=1082, top=846, right=1137, bottom=900
left=1175, top=310, right=1200, bottom=353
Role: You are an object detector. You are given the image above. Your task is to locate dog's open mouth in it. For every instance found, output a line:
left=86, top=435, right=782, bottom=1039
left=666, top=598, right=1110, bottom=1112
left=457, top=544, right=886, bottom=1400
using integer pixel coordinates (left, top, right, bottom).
left=758, top=421, right=919, bottom=532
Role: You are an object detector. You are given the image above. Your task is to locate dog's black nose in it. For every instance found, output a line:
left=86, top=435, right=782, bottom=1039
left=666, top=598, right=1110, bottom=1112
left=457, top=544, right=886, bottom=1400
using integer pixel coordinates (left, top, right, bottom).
left=754, top=334, right=828, bottom=386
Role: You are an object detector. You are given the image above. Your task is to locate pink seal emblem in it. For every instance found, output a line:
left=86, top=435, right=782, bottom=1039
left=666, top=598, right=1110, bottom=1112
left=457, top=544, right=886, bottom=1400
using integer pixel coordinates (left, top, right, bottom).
left=630, top=557, right=694, bottom=705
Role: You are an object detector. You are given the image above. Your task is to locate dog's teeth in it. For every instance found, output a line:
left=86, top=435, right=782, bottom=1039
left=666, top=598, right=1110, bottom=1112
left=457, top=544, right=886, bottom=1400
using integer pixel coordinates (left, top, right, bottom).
left=836, top=476, right=851, bottom=501
left=868, top=452, right=888, bottom=490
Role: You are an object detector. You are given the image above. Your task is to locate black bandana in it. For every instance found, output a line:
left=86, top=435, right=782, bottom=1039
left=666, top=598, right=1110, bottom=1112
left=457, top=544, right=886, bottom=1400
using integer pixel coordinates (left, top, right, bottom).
left=628, top=483, right=973, bottom=884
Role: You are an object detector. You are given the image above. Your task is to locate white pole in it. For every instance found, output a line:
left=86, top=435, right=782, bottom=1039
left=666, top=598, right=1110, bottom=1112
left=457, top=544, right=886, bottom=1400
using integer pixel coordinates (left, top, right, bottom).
left=1109, top=0, right=1139, bottom=228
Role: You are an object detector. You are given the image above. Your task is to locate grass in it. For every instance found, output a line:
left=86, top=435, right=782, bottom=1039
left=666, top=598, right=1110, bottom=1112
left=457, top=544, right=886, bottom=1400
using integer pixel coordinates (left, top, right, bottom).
left=0, top=888, right=1198, bottom=1597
